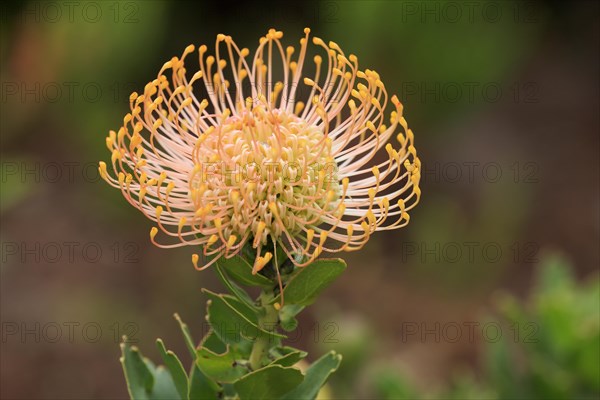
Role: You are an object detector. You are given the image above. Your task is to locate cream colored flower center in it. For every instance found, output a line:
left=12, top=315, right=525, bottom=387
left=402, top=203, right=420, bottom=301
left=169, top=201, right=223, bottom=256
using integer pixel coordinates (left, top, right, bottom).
left=191, top=107, right=341, bottom=246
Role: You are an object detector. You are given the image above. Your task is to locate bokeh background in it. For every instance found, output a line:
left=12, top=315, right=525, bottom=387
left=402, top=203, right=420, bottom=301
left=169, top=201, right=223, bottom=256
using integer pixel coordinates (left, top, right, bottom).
left=1, top=1, right=598, bottom=399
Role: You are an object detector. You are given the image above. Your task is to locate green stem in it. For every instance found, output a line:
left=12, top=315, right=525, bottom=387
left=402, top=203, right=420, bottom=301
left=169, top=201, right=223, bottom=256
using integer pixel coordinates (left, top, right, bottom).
left=249, top=289, right=279, bottom=370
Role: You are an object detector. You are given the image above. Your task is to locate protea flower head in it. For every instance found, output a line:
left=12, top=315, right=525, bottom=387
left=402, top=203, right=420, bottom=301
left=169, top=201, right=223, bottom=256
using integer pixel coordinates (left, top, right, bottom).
left=99, top=28, right=421, bottom=276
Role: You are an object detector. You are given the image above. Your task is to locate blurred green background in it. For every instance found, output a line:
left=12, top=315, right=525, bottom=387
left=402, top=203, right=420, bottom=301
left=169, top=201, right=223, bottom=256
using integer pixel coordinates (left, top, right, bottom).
left=0, top=1, right=598, bottom=399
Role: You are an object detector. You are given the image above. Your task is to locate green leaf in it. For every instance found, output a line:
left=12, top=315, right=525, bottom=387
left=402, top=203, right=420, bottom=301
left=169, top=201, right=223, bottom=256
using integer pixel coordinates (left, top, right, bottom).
left=233, top=365, right=304, bottom=400
left=150, top=366, right=183, bottom=400
left=196, top=346, right=249, bottom=383
left=215, top=263, right=259, bottom=311
left=280, top=304, right=305, bottom=319
left=219, top=254, right=273, bottom=287
left=200, top=329, right=227, bottom=355
left=173, top=313, right=196, bottom=357
left=269, top=347, right=308, bottom=368
left=221, top=383, right=237, bottom=398
left=120, top=341, right=153, bottom=399
left=279, top=304, right=304, bottom=332
left=156, top=339, right=188, bottom=399
left=280, top=259, right=347, bottom=306
left=201, top=320, right=254, bottom=359
left=204, top=290, right=285, bottom=344
left=120, top=339, right=180, bottom=400
left=188, top=364, right=221, bottom=400
left=280, top=316, right=299, bottom=332
left=170, top=315, right=223, bottom=398
left=282, top=351, right=342, bottom=400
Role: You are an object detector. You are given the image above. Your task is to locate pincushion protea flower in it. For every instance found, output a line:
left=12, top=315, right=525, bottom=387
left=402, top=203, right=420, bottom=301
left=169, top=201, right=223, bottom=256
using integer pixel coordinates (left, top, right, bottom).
left=99, top=28, right=421, bottom=276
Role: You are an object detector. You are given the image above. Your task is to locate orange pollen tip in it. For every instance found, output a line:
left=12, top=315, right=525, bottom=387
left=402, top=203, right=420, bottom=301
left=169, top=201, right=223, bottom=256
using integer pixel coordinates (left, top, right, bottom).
left=207, top=234, right=218, bottom=247
left=253, top=252, right=272, bottom=274
left=227, top=235, right=237, bottom=247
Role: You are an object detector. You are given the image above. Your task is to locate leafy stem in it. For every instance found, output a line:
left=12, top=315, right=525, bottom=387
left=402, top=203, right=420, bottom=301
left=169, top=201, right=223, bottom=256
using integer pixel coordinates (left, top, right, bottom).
left=249, top=289, right=280, bottom=370
left=120, top=254, right=346, bottom=398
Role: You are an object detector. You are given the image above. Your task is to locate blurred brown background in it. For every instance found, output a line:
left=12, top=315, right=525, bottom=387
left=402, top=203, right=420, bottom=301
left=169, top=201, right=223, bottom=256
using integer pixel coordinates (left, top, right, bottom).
left=1, top=1, right=598, bottom=399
